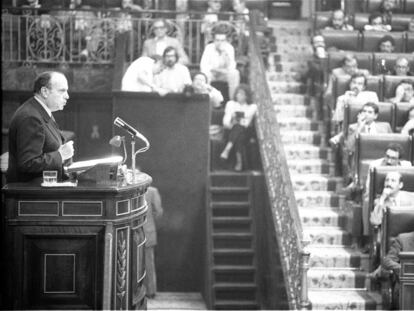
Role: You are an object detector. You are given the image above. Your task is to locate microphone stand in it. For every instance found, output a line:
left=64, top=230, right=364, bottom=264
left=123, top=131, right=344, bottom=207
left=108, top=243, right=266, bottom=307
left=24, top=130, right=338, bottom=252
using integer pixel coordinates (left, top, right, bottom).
left=128, top=134, right=150, bottom=184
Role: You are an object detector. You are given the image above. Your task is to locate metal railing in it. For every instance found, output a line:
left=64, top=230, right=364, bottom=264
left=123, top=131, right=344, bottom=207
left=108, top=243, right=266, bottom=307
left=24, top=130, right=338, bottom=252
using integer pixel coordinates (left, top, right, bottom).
left=2, top=7, right=247, bottom=66
left=248, top=10, right=311, bottom=310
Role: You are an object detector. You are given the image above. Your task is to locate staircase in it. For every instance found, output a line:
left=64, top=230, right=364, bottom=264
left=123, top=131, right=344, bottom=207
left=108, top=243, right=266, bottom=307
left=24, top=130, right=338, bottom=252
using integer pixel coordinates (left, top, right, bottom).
left=266, top=20, right=382, bottom=309
left=207, top=172, right=259, bottom=310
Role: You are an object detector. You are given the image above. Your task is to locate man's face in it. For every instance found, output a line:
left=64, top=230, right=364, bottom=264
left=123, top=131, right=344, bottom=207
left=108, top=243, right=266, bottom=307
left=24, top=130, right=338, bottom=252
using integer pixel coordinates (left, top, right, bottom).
left=383, top=172, right=403, bottom=196
left=394, top=59, right=409, bottom=76
left=361, top=105, right=378, bottom=124
left=402, top=83, right=414, bottom=101
left=163, top=50, right=177, bottom=67
left=332, top=11, right=345, bottom=29
left=44, top=73, right=69, bottom=112
left=371, top=16, right=383, bottom=26
left=192, top=74, right=207, bottom=91
left=383, top=0, right=396, bottom=11
left=349, top=76, right=365, bottom=94
left=214, top=33, right=227, bottom=51
left=312, top=35, right=325, bottom=48
left=153, top=21, right=167, bottom=39
left=384, top=149, right=400, bottom=166
left=208, top=0, right=222, bottom=12
left=379, top=40, right=394, bottom=53
left=343, top=59, right=358, bottom=75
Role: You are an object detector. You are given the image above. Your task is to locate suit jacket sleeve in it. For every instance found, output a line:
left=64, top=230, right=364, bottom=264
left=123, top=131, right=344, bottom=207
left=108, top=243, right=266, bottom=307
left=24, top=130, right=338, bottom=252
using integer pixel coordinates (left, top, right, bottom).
left=16, top=115, right=63, bottom=174
left=383, top=237, right=402, bottom=275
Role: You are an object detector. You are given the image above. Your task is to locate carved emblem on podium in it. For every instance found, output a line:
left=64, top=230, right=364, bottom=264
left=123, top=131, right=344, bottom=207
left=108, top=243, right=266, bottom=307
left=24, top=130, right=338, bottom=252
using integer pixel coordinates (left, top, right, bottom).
left=116, top=228, right=128, bottom=310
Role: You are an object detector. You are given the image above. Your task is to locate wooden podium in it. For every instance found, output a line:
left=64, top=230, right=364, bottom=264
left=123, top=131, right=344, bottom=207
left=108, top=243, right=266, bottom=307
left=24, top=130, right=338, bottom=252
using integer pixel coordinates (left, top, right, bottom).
left=2, top=172, right=151, bottom=310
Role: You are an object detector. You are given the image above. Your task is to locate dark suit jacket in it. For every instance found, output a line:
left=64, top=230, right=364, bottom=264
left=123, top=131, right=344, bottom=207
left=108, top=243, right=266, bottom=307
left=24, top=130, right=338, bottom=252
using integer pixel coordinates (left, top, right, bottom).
left=344, top=121, right=393, bottom=153
left=7, top=97, right=65, bottom=183
left=383, top=231, right=414, bottom=275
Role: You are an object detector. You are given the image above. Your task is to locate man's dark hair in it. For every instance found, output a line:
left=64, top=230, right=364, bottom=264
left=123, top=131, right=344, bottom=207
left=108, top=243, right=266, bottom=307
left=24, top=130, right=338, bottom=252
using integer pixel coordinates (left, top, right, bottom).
left=163, top=46, right=179, bottom=60
left=385, top=143, right=404, bottom=158
left=394, top=79, right=414, bottom=94
left=350, top=72, right=367, bottom=86
left=363, top=101, right=379, bottom=114
left=233, top=83, right=253, bottom=104
left=378, top=35, right=395, bottom=47
left=33, top=71, right=54, bottom=94
left=368, top=11, right=384, bottom=24
left=342, top=53, right=357, bottom=66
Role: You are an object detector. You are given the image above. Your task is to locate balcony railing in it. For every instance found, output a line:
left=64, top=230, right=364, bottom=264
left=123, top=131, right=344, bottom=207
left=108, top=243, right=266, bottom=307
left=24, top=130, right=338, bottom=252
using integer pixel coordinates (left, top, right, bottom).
left=2, top=7, right=247, bottom=66
left=248, top=10, right=311, bottom=310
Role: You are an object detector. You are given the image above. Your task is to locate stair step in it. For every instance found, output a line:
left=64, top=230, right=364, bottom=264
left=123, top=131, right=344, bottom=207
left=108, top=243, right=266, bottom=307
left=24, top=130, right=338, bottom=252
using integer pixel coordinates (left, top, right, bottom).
left=271, top=93, right=309, bottom=106
left=214, top=283, right=257, bottom=301
left=295, top=191, right=345, bottom=208
left=214, top=282, right=257, bottom=290
left=210, top=187, right=250, bottom=202
left=304, top=226, right=352, bottom=246
left=308, top=289, right=382, bottom=310
left=212, top=217, right=252, bottom=233
left=307, top=245, right=369, bottom=270
left=213, top=232, right=252, bottom=249
left=278, top=117, right=322, bottom=131
left=308, top=268, right=368, bottom=289
left=268, top=80, right=306, bottom=94
left=280, top=130, right=323, bottom=145
left=266, top=71, right=303, bottom=82
left=270, top=60, right=309, bottom=74
left=213, top=248, right=255, bottom=265
left=284, top=145, right=331, bottom=161
left=210, top=172, right=249, bottom=187
left=212, top=216, right=252, bottom=224
left=274, top=105, right=314, bottom=119
left=213, top=265, right=256, bottom=272
left=300, top=208, right=349, bottom=228
left=213, top=265, right=256, bottom=283
left=288, top=159, right=333, bottom=175
left=211, top=202, right=250, bottom=217
left=214, top=299, right=259, bottom=310
left=291, top=174, right=342, bottom=191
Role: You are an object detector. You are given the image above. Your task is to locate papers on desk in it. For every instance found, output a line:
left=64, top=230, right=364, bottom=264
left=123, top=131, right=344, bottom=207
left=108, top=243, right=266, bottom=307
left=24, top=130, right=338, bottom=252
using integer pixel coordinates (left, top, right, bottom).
left=41, top=181, right=78, bottom=187
left=65, top=156, right=123, bottom=174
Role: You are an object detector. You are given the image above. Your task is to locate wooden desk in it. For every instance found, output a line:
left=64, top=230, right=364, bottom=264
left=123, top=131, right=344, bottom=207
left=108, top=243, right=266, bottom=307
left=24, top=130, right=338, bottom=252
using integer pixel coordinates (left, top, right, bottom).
left=2, top=173, right=151, bottom=310
left=400, top=252, right=414, bottom=310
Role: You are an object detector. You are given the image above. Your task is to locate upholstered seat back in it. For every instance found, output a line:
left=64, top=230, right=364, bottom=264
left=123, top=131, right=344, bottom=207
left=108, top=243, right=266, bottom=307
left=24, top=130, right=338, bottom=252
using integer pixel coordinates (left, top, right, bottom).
left=334, top=75, right=383, bottom=103
left=373, top=54, right=414, bottom=76
left=321, top=30, right=361, bottom=51
left=328, top=51, right=373, bottom=73
left=383, top=75, right=414, bottom=100
left=395, top=102, right=413, bottom=133
left=362, top=31, right=406, bottom=53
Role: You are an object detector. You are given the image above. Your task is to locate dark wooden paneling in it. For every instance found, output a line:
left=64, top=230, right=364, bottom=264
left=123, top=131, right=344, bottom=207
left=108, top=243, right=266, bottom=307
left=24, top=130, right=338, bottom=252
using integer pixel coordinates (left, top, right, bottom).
left=113, top=92, right=210, bottom=291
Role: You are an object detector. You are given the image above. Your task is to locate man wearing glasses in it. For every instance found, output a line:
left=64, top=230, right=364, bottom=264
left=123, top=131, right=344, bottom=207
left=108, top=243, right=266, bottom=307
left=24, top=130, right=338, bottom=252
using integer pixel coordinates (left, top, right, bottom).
left=142, top=18, right=189, bottom=65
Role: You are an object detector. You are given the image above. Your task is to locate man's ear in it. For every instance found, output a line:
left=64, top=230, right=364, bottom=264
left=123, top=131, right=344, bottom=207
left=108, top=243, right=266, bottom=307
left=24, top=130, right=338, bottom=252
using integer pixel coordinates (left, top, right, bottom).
left=399, top=181, right=403, bottom=190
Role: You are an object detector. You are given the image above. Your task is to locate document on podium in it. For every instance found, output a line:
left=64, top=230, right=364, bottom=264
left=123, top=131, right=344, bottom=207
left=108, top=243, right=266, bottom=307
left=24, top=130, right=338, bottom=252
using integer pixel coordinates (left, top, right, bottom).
left=65, top=156, right=123, bottom=174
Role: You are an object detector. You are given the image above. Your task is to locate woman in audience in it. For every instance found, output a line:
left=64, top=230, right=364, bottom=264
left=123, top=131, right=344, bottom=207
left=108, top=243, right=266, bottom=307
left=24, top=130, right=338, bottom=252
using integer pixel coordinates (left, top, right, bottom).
left=324, top=9, right=354, bottom=31
left=220, top=84, right=257, bottom=171
left=364, top=11, right=392, bottom=32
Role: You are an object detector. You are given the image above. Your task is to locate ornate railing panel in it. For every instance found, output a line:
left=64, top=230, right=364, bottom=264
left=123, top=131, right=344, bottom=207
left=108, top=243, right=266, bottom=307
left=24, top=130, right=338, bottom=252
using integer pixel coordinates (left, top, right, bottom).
left=2, top=8, right=247, bottom=66
left=248, top=11, right=311, bottom=310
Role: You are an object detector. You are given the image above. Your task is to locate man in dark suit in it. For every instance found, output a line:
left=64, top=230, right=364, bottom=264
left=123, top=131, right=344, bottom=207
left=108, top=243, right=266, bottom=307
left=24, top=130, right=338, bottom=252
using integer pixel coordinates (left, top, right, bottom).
left=383, top=231, right=414, bottom=309
left=7, top=71, right=74, bottom=183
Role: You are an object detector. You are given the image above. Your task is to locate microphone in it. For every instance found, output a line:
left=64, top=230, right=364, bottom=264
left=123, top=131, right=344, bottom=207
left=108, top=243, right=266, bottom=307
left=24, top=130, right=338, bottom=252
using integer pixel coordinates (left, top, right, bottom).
left=113, top=117, right=150, bottom=146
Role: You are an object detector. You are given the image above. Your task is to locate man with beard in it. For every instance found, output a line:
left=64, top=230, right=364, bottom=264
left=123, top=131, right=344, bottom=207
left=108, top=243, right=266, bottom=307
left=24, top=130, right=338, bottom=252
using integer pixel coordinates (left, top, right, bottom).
left=154, top=46, right=192, bottom=94
left=370, top=171, right=414, bottom=227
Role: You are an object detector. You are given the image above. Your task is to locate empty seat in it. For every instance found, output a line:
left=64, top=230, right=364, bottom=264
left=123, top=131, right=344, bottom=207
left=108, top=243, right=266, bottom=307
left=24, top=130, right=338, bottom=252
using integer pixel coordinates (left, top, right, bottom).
left=352, top=12, right=370, bottom=31
left=391, top=14, right=413, bottom=31
left=383, top=75, right=414, bottom=100
left=372, top=53, right=414, bottom=75
left=321, top=30, right=361, bottom=51
left=328, top=51, right=373, bottom=73
left=334, top=75, right=383, bottom=103
left=313, top=11, right=332, bottom=30
left=395, top=102, right=413, bottom=132
left=360, top=0, right=405, bottom=12
left=362, top=31, right=406, bottom=53
left=356, top=133, right=412, bottom=186
left=407, top=32, right=414, bottom=53
left=343, top=101, right=394, bottom=137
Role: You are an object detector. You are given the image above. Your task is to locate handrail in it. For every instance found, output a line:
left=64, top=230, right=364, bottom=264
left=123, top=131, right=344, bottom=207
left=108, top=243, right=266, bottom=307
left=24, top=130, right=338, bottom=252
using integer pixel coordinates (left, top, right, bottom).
left=248, top=10, right=311, bottom=310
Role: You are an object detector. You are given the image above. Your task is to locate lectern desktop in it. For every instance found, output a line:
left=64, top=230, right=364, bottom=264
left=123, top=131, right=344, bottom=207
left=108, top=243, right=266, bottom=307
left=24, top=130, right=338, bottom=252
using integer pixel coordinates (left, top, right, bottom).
left=2, top=172, right=151, bottom=310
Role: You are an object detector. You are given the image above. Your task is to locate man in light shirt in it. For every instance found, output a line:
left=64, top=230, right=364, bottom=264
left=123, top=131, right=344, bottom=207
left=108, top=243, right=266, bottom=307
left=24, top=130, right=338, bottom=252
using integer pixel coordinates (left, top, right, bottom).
left=154, top=46, right=192, bottom=93
left=200, top=27, right=240, bottom=100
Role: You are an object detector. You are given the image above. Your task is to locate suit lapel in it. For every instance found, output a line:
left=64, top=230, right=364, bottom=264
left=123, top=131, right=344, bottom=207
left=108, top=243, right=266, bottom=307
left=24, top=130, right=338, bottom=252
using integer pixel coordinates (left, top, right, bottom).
left=32, top=99, right=63, bottom=144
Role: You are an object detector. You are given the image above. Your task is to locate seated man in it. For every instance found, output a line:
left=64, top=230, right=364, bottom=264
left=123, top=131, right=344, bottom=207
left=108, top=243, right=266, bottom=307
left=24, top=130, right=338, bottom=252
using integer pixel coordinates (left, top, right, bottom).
left=324, top=9, right=354, bottom=31
left=324, top=54, right=370, bottom=106
left=154, top=46, right=192, bottom=93
left=382, top=231, right=414, bottom=310
left=362, top=144, right=412, bottom=240
left=364, top=11, right=392, bottom=32
left=402, top=106, right=414, bottom=135
left=331, top=73, right=379, bottom=133
left=389, top=79, right=414, bottom=105
left=379, top=0, right=398, bottom=25
left=378, top=35, right=395, bottom=53
left=192, top=72, right=224, bottom=109
left=370, top=172, right=414, bottom=227
left=392, top=57, right=412, bottom=76
left=200, top=26, right=240, bottom=101
left=121, top=55, right=167, bottom=95
left=142, top=18, right=189, bottom=65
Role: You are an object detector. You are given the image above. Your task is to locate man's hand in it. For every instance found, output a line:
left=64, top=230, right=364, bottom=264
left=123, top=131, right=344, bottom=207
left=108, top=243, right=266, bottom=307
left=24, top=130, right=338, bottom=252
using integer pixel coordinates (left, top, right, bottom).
left=58, top=140, right=74, bottom=161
